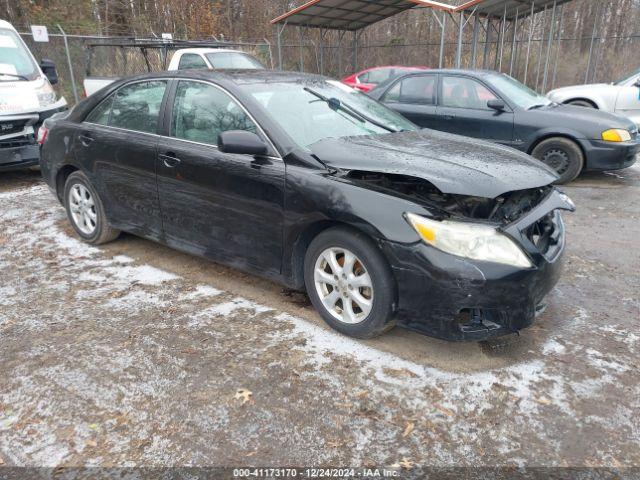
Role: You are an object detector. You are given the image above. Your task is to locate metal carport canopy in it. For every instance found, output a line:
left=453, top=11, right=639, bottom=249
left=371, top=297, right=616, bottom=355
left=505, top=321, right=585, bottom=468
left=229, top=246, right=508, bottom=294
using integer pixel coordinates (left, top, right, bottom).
left=458, top=0, right=574, bottom=20
left=270, top=0, right=450, bottom=31
left=271, top=0, right=575, bottom=28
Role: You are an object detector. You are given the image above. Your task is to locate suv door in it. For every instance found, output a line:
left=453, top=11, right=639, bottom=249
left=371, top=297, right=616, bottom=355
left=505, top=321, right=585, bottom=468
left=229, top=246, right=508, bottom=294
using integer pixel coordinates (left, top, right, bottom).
left=156, top=79, right=285, bottom=277
left=381, top=74, right=439, bottom=129
left=77, top=80, right=168, bottom=238
left=437, top=75, right=514, bottom=145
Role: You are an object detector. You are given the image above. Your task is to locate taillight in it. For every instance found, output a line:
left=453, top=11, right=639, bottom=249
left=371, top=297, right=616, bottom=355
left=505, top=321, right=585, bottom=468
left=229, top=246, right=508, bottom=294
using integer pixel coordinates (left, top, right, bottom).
left=37, top=125, right=48, bottom=145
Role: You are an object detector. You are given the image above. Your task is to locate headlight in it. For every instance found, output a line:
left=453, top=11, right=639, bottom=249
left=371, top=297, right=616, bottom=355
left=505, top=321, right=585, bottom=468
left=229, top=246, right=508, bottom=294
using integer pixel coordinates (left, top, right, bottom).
left=405, top=213, right=533, bottom=268
left=602, top=129, right=631, bottom=142
left=36, top=80, right=56, bottom=107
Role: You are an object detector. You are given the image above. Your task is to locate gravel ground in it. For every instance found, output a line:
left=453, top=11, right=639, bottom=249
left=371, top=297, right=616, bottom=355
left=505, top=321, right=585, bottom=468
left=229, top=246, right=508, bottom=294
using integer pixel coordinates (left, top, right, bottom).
left=0, top=165, right=638, bottom=473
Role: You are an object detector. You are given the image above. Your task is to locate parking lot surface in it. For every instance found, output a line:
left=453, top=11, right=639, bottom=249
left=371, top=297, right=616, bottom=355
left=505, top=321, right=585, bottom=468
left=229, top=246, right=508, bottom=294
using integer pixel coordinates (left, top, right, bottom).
left=0, top=165, right=638, bottom=469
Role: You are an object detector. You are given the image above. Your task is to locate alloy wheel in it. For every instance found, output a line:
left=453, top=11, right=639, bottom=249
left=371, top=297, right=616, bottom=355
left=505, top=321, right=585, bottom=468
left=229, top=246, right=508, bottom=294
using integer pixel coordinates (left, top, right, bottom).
left=314, top=247, right=373, bottom=324
left=69, top=183, right=97, bottom=235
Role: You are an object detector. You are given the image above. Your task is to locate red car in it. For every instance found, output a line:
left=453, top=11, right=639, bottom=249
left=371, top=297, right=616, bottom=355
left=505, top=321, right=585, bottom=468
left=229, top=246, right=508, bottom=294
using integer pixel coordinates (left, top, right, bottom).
left=342, top=66, right=428, bottom=93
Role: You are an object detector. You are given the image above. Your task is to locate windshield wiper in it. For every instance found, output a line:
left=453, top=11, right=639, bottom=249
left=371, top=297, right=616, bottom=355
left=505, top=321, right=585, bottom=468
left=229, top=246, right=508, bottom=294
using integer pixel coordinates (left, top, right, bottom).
left=0, top=73, right=30, bottom=81
left=303, top=87, right=398, bottom=133
left=528, top=103, right=549, bottom=110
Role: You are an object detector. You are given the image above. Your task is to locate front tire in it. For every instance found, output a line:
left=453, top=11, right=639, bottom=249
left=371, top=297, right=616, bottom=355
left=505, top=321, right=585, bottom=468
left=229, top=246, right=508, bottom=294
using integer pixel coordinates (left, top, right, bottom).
left=304, top=227, right=396, bottom=339
left=64, top=171, right=120, bottom=244
left=531, top=137, right=584, bottom=184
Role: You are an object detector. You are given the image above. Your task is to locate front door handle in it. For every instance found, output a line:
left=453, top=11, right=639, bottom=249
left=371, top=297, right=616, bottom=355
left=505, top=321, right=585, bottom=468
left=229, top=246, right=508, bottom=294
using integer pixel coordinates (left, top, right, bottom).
left=159, top=152, right=181, bottom=168
left=442, top=114, right=456, bottom=120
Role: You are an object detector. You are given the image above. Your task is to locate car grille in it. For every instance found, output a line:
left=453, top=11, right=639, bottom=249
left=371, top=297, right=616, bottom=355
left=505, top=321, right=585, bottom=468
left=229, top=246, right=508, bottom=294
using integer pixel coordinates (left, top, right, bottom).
left=524, top=211, right=563, bottom=260
left=0, top=136, right=33, bottom=148
left=0, top=118, right=30, bottom=136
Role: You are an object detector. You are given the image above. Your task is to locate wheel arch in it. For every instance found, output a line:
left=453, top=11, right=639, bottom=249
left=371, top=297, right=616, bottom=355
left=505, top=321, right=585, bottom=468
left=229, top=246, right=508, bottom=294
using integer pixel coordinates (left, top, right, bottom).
left=55, top=164, right=80, bottom=203
left=564, top=97, right=599, bottom=109
left=284, top=219, right=390, bottom=291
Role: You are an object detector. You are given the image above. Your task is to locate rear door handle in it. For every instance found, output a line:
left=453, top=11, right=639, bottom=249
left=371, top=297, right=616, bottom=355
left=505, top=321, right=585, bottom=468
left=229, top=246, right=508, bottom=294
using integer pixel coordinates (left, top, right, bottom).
left=442, top=115, right=456, bottom=120
left=159, top=152, right=181, bottom=168
left=79, top=134, right=94, bottom=146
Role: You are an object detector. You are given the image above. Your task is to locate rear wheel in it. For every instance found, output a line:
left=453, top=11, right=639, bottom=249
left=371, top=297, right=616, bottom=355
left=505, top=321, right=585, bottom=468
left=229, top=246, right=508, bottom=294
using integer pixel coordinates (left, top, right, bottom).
left=64, top=171, right=120, bottom=244
left=531, top=137, right=584, bottom=184
left=304, top=227, right=396, bottom=339
left=567, top=99, right=596, bottom=108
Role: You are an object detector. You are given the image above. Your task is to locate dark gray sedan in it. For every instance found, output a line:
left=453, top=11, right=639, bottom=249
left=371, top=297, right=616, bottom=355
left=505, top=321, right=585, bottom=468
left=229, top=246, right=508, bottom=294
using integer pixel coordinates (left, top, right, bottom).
left=369, top=69, right=639, bottom=183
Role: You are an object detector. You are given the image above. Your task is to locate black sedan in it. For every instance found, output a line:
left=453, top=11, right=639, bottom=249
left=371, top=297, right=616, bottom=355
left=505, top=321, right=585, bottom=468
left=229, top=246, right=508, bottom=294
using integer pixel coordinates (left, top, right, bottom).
left=369, top=69, right=640, bottom=184
left=40, top=70, right=574, bottom=341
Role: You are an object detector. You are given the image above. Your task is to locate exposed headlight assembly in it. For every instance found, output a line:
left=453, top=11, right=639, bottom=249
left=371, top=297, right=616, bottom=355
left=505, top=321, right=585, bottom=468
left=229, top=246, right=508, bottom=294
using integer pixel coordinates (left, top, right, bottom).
left=601, top=128, right=631, bottom=142
left=405, top=213, right=533, bottom=268
left=36, top=80, right=56, bottom=107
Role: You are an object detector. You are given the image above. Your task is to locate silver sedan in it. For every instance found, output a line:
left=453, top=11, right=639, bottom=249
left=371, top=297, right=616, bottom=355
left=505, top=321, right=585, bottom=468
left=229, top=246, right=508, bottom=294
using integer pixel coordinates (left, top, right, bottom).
left=547, top=68, right=640, bottom=128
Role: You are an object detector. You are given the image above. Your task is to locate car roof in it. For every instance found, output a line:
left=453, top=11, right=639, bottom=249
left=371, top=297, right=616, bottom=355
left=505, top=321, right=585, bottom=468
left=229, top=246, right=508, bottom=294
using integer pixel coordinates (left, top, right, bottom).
left=118, top=69, right=326, bottom=85
left=0, top=20, right=17, bottom=31
left=399, top=68, right=500, bottom=77
left=175, top=48, right=247, bottom=55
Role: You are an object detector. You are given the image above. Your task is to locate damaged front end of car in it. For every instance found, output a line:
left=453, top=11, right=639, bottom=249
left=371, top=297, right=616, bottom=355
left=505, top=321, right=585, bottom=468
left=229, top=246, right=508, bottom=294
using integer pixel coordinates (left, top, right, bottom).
left=340, top=169, right=576, bottom=341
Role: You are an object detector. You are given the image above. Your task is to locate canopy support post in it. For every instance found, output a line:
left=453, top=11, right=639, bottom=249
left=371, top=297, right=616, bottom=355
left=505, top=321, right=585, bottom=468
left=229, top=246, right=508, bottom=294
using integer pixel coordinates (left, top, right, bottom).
left=551, top=5, right=564, bottom=89
left=535, top=5, right=547, bottom=91
left=471, top=13, right=479, bottom=69
left=509, top=9, right=519, bottom=76
left=524, top=1, right=535, bottom=86
left=542, top=0, right=557, bottom=93
left=585, top=2, right=601, bottom=84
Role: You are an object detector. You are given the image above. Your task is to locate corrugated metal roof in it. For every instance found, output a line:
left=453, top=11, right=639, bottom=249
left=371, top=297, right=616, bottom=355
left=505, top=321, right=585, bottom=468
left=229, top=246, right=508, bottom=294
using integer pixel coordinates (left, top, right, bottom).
left=271, top=0, right=575, bottom=30
left=270, top=0, right=428, bottom=31
left=458, top=0, right=574, bottom=20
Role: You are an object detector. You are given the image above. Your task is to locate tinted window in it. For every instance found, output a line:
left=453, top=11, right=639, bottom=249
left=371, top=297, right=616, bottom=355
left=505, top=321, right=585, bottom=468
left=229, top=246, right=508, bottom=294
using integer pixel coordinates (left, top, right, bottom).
left=204, top=52, right=264, bottom=70
left=178, top=53, right=208, bottom=70
left=442, top=76, right=497, bottom=110
left=110, top=81, right=167, bottom=134
left=171, top=81, right=257, bottom=145
left=85, top=95, right=114, bottom=125
left=384, top=75, right=436, bottom=105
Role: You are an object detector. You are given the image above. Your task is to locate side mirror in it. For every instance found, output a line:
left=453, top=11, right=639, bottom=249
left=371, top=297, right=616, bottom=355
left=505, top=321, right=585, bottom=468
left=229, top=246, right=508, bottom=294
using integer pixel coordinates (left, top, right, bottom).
left=634, top=78, right=640, bottom=88
left=487, top=99, right=506, bottom=111
left=218, top=130, right=268, bottom=156
left=40, top=59, right=58, bottom=85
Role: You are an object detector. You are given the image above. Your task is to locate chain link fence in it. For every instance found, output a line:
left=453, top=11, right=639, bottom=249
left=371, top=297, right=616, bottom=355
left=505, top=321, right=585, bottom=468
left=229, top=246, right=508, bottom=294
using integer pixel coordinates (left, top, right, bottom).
left=18, top=29, right=640, bottom=107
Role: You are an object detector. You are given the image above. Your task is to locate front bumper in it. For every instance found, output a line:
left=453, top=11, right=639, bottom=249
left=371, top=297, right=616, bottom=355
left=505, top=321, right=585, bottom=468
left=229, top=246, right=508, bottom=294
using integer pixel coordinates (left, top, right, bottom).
left=0, top=105, right=67, bottom=172
left=581, top=137, right=640, bottom=171
left=382, top=189, right=574, bottom=341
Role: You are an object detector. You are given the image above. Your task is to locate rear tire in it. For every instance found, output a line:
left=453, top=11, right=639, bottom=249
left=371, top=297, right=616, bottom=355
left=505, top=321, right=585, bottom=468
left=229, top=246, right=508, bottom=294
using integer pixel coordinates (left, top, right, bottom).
left=304, top=227, right=396, bottom=339
left=64, top=171, right=120, bottom=245
left=531, top=137, right=584, bottom=184
left=567, top=99, right=597, bottom=108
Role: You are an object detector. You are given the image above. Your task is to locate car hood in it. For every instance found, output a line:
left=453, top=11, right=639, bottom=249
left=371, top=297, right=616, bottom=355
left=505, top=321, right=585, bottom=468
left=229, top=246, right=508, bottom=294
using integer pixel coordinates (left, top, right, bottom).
left=309, top=129, right=558, bottom=199
left=530, top=103, right=637, bottom=132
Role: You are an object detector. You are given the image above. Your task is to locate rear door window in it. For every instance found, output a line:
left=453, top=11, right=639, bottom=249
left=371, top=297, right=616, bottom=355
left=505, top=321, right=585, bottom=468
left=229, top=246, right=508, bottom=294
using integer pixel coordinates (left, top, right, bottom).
left=85, top=96, right=114, bottom=125
left=109, top=81, right=167, bottom=134
left=170, top=80, right=257, bottom=145
left=384, top=75, right=436, bottom=105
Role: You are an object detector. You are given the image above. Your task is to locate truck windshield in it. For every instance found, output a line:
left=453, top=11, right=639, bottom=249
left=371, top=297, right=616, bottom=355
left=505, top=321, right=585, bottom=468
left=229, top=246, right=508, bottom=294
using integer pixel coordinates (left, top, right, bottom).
left=0, top=28, right=39, bottom=80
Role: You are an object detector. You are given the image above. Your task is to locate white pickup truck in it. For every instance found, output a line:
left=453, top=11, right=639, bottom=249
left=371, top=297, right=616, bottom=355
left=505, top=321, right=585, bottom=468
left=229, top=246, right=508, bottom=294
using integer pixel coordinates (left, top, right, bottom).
left=83, top=47, right=265, bottom=97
